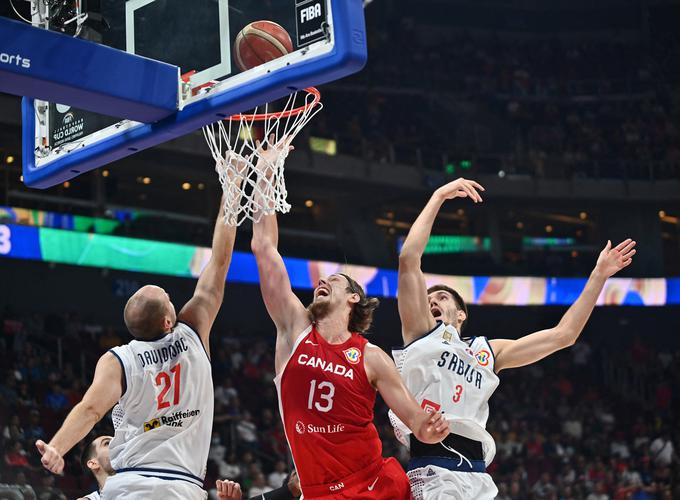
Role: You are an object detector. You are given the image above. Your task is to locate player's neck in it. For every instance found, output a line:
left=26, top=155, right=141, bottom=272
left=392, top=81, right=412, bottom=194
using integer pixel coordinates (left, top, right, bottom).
left=96, top=471, right=110, bottom=490
left=315, top=313, right=351, bottom=344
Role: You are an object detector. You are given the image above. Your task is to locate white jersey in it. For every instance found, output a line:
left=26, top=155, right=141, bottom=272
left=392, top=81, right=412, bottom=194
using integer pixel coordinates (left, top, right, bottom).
left=83, top=491, right=100, bottom=500
left=108, top=322, right=213, bottom=488
left=390, top=322, right=499, bottom=465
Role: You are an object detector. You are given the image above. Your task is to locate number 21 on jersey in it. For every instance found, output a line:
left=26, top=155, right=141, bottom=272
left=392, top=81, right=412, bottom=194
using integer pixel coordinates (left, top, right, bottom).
left=155, top=363, right=182, bottom=410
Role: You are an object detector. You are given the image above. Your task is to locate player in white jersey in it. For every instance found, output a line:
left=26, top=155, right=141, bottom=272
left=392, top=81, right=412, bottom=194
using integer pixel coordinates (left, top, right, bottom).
left=394, top=177, right=637, bottom=499
left=36, top=194, right=240, bottom=499
left=78, top=435, right=114, bottom=500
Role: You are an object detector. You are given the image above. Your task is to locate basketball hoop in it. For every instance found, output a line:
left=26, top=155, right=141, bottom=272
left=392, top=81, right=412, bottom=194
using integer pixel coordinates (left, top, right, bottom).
left=202, top=87, right=322, bottom=226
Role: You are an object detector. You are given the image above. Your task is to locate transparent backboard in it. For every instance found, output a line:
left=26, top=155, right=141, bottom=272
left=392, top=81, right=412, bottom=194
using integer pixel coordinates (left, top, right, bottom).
left=22, top=0, right=366, bottom=188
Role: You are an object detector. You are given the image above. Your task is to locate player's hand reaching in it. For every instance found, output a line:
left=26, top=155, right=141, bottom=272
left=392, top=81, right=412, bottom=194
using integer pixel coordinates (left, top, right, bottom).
left=216, top=479, right=242, bottom=500
left=416, top=411, right=450, bottom=444
left=594, top=238, right=636, bottom=278
left=433, top=178, right=484, bottom=203
left=35, top=440, right=64, bottom=475
left=254, top=134, right=294, bottom=174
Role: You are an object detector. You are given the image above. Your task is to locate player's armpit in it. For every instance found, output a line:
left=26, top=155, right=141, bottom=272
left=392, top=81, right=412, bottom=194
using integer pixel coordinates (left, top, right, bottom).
left=178, top=289, right=221, bottom=355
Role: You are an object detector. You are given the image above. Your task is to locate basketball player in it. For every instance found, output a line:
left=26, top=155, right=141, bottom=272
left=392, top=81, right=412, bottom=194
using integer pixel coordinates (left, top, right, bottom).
left=393, top=177, right=637, bottom=499
left=77, top=435, right=114, bottom=500
left=250, top=141, right=450, bottom=499
left=36, top=193, right=240, bottom=499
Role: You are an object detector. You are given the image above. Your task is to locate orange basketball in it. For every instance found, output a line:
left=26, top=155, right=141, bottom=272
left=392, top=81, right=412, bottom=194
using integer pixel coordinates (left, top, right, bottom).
left=233, top=21, right=294, bottom=72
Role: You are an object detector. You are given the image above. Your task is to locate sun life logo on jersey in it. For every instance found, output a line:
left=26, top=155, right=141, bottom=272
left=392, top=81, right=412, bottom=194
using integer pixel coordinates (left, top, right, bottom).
left=442, top=331, right=453, bottom=344
left=295, top=421, right=305, bottom=434
left=476, top=350, right=491, bottom=367
left=343, top=347, right=361, bottom=365
left=421, top=399, right=441, bottom=414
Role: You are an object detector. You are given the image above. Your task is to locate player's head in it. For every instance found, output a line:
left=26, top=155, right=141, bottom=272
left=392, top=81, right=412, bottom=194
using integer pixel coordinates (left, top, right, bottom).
left=427, top=284, right=468, bottom=332
left=80, top=435, right=114, bottom=480
left=124, top=285, right=176, bottom=339
left=309, top=273, right=379, bottom=334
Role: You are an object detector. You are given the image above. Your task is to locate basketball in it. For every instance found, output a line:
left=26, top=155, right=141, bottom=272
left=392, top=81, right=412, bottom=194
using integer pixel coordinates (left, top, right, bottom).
left=233, top=21, right=294, bottom=72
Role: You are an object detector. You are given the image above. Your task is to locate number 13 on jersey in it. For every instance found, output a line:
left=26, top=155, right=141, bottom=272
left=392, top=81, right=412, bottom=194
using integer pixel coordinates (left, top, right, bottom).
left=307, top=379, right=335, bottom=412
left=155, top=363, right=182, bottom=410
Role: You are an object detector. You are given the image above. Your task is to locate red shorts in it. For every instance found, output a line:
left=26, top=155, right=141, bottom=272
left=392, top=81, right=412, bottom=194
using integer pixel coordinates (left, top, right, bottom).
left=301, top=457, right=412, bottom=499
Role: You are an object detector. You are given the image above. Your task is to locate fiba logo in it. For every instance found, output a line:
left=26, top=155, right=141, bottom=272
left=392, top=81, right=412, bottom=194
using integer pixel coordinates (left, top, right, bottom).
left=63, top=113, right=74, bottom=125
left=295, top=421, right=305, bottom=434
left=343, top=347, right=361, bottom=365
left=476, top=350, right=490, bottom=367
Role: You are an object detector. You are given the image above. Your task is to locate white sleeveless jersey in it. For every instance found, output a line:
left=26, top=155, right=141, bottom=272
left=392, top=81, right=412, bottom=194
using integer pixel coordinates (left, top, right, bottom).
left=390, top=322, right=499, bottom=465
left=108, top=322, right=213, bottom=487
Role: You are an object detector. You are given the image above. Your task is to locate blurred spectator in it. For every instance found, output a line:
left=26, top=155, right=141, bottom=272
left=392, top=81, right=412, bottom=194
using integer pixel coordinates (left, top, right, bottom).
left=2, top=416, right=25, bottom=442
left=35, top=474, right=67, bottom=500
left=650, top=432, right=674, bottom=467
left=44, top=384, right=68, bottom=411
left=268, top=460, right=288, bottom=489
left=4, top=440, right=31, bottom=469
left=247, top=472, right=273, bottom=497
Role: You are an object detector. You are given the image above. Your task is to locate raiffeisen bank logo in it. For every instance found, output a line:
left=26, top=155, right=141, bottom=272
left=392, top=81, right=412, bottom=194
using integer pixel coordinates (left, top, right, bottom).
left=0, top=53, right=31, bottom=69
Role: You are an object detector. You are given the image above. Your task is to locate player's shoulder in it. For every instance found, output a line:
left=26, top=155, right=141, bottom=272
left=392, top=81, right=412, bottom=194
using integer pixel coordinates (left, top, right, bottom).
left=464, top=333, right=492, bottom=345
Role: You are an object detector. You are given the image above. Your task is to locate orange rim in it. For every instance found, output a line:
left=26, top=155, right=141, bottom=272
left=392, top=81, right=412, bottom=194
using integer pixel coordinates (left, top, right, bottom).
left=225, top=87, right=321, bottom=122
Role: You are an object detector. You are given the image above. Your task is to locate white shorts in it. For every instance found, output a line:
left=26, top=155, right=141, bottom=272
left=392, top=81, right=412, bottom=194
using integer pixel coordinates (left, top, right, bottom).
left=407, top=465, right=498, bottom=500
left=101, top=472, right=207, bottom=500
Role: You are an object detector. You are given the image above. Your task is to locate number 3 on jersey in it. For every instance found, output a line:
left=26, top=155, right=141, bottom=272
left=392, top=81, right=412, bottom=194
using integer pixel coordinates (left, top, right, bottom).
left=452, top=384, right=463, bottom=403
left=307, top=379, right=335, bottom=412
left=155, top=363, right=182, bottom=410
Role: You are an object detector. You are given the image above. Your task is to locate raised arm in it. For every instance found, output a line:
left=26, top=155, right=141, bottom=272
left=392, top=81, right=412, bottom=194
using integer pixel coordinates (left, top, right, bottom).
left=491, top=239, right=636, bottom=372
left=249, top=140, right=309, bottom=359
left=364, top=344, right=449, bottom=444
left=178, top=195, right=238, bottom=353
left=398, top=178, right=484, bottom=343
left=36, top=352, right=122, bottom=474
left=251, top=212, right=309, bottom=341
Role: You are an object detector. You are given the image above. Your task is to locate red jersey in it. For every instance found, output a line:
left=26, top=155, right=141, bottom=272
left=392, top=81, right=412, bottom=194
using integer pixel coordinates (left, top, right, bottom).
left=276, top=325, right=384, bottom=490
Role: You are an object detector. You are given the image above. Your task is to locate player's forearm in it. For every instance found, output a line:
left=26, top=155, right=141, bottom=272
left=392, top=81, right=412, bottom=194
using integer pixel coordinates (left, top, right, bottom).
left=555, top=268, right=608, bottom=343
left=400, top=194, right=445, bottom=261
left=209, top=199, right=237, bottom=269
left=251, top=213, right=279, bottom=253
left=49, top=402, right=101, bottom=456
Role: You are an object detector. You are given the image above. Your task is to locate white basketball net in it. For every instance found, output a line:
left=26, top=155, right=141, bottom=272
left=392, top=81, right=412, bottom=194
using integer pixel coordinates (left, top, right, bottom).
left=202, top=88, right=322, bottom=226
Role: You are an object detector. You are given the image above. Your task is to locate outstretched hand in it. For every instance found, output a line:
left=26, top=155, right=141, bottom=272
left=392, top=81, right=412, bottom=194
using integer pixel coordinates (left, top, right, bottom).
left=434, top=178, right=485, bottom=203
left=594, top=238, right=636, bottom=278
left=254, top=134, right=294, bottom=174
left=36, top=440, right=64, bottom=475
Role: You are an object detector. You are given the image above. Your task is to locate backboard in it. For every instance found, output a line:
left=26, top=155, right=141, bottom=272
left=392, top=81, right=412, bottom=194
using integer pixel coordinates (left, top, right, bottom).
left=20, top=0, right=366, bottom=188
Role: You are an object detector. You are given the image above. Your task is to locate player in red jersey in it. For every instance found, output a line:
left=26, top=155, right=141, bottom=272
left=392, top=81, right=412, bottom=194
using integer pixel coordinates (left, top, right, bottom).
left=250, top=143, right=450, bottom=499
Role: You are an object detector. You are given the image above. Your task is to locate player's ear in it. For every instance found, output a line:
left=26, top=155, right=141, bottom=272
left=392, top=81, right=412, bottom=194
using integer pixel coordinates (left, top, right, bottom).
left=87, top=458, right=99, bottom=472
left=163, top=316, right=173, bottom=330
left=457, top=309, right=467, bottom=325
left=348, top=293, right=360, bottom=305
